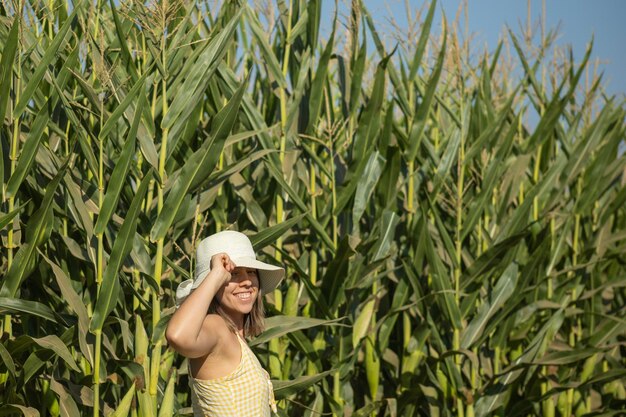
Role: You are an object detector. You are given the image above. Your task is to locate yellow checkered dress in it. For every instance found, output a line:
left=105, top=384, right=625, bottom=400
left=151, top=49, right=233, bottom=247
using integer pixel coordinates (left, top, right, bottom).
left=189, top=334, right=277, bottom=416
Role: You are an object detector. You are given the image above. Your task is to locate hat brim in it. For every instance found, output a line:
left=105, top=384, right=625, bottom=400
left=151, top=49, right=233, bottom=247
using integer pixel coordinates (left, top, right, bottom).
left=192, top=256, right=284, bottom=294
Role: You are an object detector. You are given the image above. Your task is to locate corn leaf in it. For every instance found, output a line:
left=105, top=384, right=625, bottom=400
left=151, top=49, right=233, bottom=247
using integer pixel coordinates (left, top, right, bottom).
left=151, top=79, right=246, bottom=242
left=13, top=1, right=82, bottom=118
left=94, top=100, right=142, bottom=235
left=1, top=161, right=67, bottom=297
left=90, top=170, right=153, bottom=333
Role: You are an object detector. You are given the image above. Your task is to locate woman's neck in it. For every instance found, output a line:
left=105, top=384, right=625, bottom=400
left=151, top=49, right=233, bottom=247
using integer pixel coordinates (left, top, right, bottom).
left=230, top=313, right=245, bottom=337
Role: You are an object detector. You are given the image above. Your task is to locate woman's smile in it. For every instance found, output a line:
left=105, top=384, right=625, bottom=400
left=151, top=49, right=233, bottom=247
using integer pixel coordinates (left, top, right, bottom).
left=234, top=291, right=253, bottom=301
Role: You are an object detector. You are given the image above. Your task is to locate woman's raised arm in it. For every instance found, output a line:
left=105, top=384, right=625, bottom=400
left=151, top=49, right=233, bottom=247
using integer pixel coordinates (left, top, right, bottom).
left=165, top=253, right=234, bottom=358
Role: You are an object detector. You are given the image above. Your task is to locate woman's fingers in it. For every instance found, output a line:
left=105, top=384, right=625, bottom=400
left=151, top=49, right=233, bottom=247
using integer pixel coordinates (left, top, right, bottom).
left=210, top=253, right=237, bottom=274
left=223, top=255, right=235, bottom=272
left=211, top=253, right=228, bottom=272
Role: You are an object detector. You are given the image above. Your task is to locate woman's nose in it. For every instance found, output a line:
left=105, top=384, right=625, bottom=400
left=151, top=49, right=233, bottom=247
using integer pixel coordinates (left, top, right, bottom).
left=237, top=270, right=252, bottom=284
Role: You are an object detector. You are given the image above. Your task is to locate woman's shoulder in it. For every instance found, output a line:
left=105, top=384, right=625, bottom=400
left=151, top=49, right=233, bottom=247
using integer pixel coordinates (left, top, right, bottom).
left=194, top=315, right=240, bottom=364
left=184, top=314, right=236, bottom=358
left=201, top=313, right=232, bottom=335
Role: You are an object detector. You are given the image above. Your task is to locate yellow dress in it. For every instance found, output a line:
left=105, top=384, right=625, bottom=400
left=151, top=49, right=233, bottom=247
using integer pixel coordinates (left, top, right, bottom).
left=189, top=333, right=277, bottom=416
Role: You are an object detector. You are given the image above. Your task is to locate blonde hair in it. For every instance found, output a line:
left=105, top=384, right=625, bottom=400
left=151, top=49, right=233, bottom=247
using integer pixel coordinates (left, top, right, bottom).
left=208, top=288, right=265, bottom=338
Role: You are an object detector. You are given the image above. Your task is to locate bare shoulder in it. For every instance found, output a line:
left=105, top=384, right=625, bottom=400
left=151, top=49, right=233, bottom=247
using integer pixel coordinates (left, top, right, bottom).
left=201, top=314, right=242, bottom=354
left=200, top=313, right=231, bottom=342
left=189, top=315, right=241, bottom=379
left=201, top=313, right=230, bottom=330
left=169, top=313, right=233, bottom=359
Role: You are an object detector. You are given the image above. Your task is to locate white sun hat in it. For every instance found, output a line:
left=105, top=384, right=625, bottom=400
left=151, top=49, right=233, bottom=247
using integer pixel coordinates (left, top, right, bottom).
left=175, top=230, right=284, bottom=306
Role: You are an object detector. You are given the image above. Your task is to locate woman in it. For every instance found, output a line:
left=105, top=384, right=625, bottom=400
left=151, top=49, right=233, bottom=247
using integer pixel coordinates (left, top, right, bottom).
left=166, top=230, right=284, bottom=416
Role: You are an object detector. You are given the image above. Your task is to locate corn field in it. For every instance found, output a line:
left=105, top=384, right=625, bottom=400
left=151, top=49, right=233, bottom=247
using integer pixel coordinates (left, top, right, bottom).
left=1, top=0, right=625, bottom=415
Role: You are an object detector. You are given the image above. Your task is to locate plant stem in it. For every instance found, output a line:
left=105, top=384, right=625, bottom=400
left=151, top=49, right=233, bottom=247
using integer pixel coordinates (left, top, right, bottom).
left=4, top=42, right=22, bottom=339
left=150, top=29, right=169, bottom=408
left=93, top=89, right=105, bottom=417
left=454, top=101, right=466, bottom=417
left=333, top=334, right=344, bottom=417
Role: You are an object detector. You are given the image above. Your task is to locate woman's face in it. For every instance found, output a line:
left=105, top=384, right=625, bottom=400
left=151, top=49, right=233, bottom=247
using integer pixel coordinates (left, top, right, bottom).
left=217, top=267, right=260, bottom=318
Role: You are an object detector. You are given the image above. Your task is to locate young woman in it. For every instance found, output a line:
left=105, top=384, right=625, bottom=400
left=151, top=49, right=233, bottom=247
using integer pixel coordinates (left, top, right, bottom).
left=166, top=230, right=284, bottom=416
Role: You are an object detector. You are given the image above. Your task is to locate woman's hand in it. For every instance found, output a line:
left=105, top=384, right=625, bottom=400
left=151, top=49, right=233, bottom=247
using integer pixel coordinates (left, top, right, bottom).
left=210, top=253, right=236, bottom=286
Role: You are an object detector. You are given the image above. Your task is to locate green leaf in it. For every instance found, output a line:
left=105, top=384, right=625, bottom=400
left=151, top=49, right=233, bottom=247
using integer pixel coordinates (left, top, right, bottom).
left=272, top=370, right=334, bottom=400
left=265, top=161, right=335, bottom=252
left=406, top=20, right=447, bottom=161
left=378, top=277, right=410, bottom=353
left=421, top=208, right=462, bottom=329
left=0, top=200, right=30, bottom=231
left=243, top=6, right=286, bottom=89
left=215, top=65, right=281, bottom=169
left=49, top=378, right=80, bottom=417
left=94, top=100, right=141, bottom=235
left=0, top=297, right=58, bottom=323
left=352, top=151, right=385, bottom=230
left=5, top=105, right=50, bottom=198
left=14, top=1, right=82, bottom=118
left=90, top=170, right=153, bottom=333
left=352, top=56, right=390, bottom=163
left=348, top=35, right=367, bottom=112
left=361, top=4, right=410, bottom=115
left=191, top=139, right=271, bottom=193
left=287, top=8, right=309, bottom=45
left=587, top=316, right=626, bottom=347
left=41, top=255, right=89, bottom=332
left=162, top=8, right=243, bottom=129
left=0, top=405, right=40, bottom=417
left=334, top=157, right=373, bottom=217
left=371, top=210, right=400, bottom=261
left=157, top=374, right=175, bottom=417
left=461, top=114, right=519, bottom=240
left=32, top=336, right=80, bottom=372
left=108, top=0, right=155, bottom=139
left=319, top=237, right=357, bottom=313
left=431, top=125, right=463, bottom=198
left=151, top=310, right=172, bottom=345
left=0, top=15, right=19, bottom=132
left=306, top=22, right=335, bottom=133
left=106, top=383, right=136, bottom=417
left=62, top=172, right=94, bottom=237
left=0, top=340, right=16, bottom=377
left=461, top=263, right=518, bottom=348
left=1, top=162, right=68, bottom=298
left=98, top=68, right=150, bottom=141
left=506, top=29, right=547, bottom=108
left=249, top=213, right=306, bottom=250
left=150, top=79, right=246, bottom=242
left=249, top=316, right=343, bottom=347
left=474, top=308, right=565, bottom=416
left=136, top=389, right=153, bottom=417
left=352, top=298, right=375, bottom=349
left=48, top=71, right=99, bottom=180
left=532, top=348, right=601, bottom=365
left=462, top=230, right=528, bottom=290
left=408, top=0, right=437, bottom=80
left=578, top=369, right=626, bottom=390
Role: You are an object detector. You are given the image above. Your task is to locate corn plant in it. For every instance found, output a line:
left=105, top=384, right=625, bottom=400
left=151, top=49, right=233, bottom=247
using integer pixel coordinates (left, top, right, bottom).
left=0, top=0, right=624, bottom=416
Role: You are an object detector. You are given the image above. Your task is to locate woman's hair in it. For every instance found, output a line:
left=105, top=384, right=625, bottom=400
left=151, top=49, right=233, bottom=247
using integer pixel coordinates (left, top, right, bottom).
left=208, top=287, right=265, bottom=338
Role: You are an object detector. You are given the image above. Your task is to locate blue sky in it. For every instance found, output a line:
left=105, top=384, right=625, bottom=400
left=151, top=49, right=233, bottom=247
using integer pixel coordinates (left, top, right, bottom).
left=323, top=0, right=625, bottom=99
